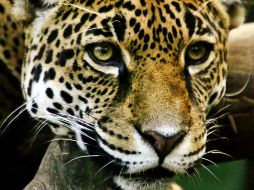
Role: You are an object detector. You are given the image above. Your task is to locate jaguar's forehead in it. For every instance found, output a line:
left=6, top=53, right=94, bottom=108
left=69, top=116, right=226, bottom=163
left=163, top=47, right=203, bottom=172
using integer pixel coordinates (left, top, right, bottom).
left=61, top=0, right=227, bottom=29
left=52, top=0, right=228, bottom=49
left=75, top=0, right=218, bottom=10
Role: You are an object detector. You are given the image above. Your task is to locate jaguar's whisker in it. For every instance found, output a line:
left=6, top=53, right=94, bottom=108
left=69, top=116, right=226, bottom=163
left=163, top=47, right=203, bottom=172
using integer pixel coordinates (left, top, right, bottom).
left=226, top=66, right=251, bottom=97
left=208, top=104, right=231, bottom=119
left=206, top=136, right=229, bottom=143
left=67, top=26, right=108, bottom=39
left=204, top=149, right=233, bottom=158
left=30, top=120, right=48, bottom=148
left=200, top=163, right=220, bottom=182
left=29, top=107, right=97, bottom=141
left=95, top=159, right=115, bottom=175
left=207, top=112, right=230, bottom=124
left=65, top=154, right=103, bottom=165
left=48, top=137, right=88, bottom=145
left=32, top=119, right=47, bottom=133
left=191, top=169, right=200, bottom=186
left=31, top=106, right=96, bottom=134
left=93, top=175, right=114, bottom=190
left=57, top=115, right=95, bottom=131
left=207, top=129, right=218, bottom=137
left=207, top=124, right=224, bottom=132
left=0, top=101, right=29, bottom=135
left=61, top=0, right=106, bottom=17
left=194, top=168, right=202, bottom=183
left=56, top=119, right=96, bottom=141
left=46, top=102, right=96, bottom=129
left=201, top=157, right=218, bottom=168
left=195, top=0, right=212, bottom=14
left=117, top=167, right=125, bottom=179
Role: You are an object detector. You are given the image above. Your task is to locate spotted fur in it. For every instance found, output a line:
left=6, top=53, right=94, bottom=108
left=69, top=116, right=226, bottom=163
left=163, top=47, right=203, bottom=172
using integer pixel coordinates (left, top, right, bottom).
left=1, top=0, right=245, bottom=189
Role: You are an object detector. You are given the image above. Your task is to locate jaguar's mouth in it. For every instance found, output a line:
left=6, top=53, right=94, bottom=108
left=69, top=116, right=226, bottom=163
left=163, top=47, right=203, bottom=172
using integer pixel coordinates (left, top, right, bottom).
left=122, top=167, right=175, bottom=180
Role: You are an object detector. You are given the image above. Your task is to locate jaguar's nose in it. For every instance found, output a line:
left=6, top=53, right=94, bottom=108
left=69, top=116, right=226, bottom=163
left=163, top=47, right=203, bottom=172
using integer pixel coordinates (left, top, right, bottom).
left=143, top=130, right=186, bottom=161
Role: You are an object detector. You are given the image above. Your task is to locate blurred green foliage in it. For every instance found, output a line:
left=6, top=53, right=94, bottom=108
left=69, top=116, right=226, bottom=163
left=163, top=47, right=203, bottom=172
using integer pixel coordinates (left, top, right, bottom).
left=175, top=160, right=254, bottom=190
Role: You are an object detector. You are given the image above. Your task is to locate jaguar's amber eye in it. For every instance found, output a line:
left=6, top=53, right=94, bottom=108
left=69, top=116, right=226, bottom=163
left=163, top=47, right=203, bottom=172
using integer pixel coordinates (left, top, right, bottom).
left=90, top=43, right=114, bottom=62
left=185, top=42, right=213, bottom=64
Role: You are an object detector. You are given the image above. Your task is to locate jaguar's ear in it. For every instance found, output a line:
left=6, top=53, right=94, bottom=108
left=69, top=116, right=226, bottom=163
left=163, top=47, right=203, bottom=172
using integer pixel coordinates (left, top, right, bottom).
left=221, top=0, right=245, bottom=29
left=11, top=0, right=58, bottom=24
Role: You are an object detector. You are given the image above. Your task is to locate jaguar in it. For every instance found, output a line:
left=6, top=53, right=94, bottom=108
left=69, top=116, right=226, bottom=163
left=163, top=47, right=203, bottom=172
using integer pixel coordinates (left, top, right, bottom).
left=2, top=0, right=245, bottom=189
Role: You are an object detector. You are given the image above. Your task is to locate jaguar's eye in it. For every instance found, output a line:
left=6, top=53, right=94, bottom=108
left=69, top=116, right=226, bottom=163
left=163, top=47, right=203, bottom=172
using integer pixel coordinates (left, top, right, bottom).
left=185, top=42, right=213, bottom=64
left=88, top=42, right=116, bottom=63
left=85, top=42, right=124, bottom=75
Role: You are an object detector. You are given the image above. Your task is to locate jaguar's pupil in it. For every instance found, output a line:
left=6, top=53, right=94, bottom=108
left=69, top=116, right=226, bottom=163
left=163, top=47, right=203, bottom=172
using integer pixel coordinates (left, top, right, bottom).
left=97, top=46, right=109, bottom=54
left=93, top=44, right=113, bottom=61
left=191, top=46, right=201, bottom=55
left=188, top=44, right=206, bottom=61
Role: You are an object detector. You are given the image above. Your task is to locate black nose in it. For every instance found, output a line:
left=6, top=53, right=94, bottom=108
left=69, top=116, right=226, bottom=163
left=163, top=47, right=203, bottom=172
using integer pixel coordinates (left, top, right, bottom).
left=143, top=130, right=186, bottom=161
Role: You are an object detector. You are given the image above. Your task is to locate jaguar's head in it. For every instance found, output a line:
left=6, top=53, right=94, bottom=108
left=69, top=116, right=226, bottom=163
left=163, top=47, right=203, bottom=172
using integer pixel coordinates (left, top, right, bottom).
left=12, top=0, right=244, bottom=189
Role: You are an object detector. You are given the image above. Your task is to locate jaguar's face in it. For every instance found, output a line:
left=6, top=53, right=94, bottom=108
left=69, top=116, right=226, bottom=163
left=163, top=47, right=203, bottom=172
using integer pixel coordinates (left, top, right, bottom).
left=19, top=0, right=232, bottom=189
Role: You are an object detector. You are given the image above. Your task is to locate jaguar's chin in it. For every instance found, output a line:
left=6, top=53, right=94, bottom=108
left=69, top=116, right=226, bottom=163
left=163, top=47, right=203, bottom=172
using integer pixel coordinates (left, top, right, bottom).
left=114, top=167, right=176, bottom=190
left=122, top=167, right=175, bottom=180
